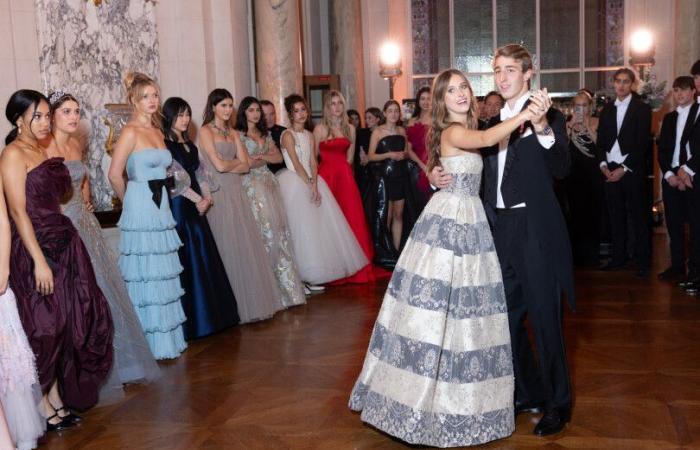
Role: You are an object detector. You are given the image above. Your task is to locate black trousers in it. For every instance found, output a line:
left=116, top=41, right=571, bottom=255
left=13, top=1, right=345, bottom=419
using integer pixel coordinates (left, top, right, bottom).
left=662, top=180, right=691, bottom=269
left=494, top=208, right=572, bottom=410
left=604, top=172, right=650, bottom=268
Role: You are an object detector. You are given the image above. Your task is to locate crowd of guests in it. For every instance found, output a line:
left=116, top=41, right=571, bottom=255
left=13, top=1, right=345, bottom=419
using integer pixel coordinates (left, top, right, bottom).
left=0, top=48, right=698, bottom=449
left=0, top=69, right=437, bottom=448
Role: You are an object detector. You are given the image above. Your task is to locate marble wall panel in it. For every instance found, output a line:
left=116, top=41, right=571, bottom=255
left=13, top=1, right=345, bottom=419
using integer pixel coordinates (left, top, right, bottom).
left=34, top=0, right=159, bottom=210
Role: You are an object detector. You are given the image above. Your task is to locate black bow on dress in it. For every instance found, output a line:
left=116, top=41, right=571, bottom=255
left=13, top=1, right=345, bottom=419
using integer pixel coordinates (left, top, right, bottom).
left=147, top=176, right=174, bottom=208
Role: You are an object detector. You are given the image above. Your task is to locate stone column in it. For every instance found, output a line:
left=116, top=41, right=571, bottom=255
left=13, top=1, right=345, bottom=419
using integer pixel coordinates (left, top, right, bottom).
left=254, top=0, right=303, bottom=126
left=329, top=0, right=366, bottom=116
left=674, top=0, right=700, bottom=76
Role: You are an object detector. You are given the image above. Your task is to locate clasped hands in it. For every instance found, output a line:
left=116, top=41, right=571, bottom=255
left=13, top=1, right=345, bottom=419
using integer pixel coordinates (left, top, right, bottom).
left=669, top=167, right=694, bottom=190
left=600, top=165, right=626, bottom=183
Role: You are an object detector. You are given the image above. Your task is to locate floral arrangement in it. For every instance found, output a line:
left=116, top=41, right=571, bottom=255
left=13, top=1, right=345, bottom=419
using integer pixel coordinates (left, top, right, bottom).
left=637, top=69, right=668, bottom=111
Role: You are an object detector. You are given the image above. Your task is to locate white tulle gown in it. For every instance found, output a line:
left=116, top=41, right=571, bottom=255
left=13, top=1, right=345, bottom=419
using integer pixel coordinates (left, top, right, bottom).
left=276, top=129, right=367, bottom=284
left=0, top=288, right=45, bottom=450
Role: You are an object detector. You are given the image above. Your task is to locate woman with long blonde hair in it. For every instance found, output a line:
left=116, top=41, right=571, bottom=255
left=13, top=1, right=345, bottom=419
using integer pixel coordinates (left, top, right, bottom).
left=108, top=72, right=188, bottom=360
left=349, top=68, right=549, bottom=447
left=313, top=90, right=374, bottom=283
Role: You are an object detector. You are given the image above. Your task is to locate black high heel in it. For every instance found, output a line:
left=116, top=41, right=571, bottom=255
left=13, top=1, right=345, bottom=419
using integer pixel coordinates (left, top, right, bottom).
left=46, top=412, right=75, bottom=432
left=49, top=403, right=82, bottom=424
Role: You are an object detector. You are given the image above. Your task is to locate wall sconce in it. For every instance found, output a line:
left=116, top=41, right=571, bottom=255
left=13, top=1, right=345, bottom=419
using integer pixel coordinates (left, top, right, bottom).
left=629, top=28, right=655, bottom=78
left=379, top=41, right=402, bottom=100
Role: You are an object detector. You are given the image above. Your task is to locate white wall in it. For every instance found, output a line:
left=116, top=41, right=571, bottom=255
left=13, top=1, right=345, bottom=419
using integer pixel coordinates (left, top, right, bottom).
left=156, top=0, right=255, bottom=129
left=0, top=0, right=42, bottom=142
left=0, top=0, right=254, bottom=143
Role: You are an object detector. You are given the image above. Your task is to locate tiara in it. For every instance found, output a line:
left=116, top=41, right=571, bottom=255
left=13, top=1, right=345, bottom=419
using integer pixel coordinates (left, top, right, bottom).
left=49, top=90, right=68, bottom=106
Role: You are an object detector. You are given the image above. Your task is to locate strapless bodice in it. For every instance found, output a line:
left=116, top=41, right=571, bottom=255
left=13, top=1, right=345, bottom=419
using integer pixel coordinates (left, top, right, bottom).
left=375, top=135, right=406, bottom=154
left=126, top=148, right=172, bottom=182
left=318, top=136, right=350, bottom=159
left=439, top=153, right=482, bottom=197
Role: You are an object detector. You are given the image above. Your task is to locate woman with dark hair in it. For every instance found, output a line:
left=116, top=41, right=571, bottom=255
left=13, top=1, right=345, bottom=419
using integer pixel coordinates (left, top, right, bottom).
left=162, top=97, right=239, bottom=339
left=276, top=94, right=367, bottom=286
left=2, top=89, right=114, bottom=428
left=236, top=96, right=305, bottom=307
left=406, top=86, right=432, bottom=205
left=314, top=90, right=374, bottom=283
left=108, top=72, right=187, bottom=360
left=44, top=91, right=159, bottom=399
left=198, top=89, right=282, bottom=323
left=367, top=100, right=420, bottom=267
left=349, top=69, right=545, bottom=447
left=347, top=109, right=361, bottom=129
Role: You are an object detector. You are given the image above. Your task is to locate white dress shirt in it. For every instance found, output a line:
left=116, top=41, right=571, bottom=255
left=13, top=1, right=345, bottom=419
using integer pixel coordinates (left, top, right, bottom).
left=496, top=92, right=556, bottom=209
left=681, top=96, right=700, bottom=177
left=664, top=103, right=692, bottom=180
left=601, top=94, right=632, bottom=171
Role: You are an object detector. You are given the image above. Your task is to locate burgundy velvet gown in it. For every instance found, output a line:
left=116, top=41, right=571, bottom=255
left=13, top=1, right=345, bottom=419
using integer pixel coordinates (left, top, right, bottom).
left=9, top=157, right=114, bottom=411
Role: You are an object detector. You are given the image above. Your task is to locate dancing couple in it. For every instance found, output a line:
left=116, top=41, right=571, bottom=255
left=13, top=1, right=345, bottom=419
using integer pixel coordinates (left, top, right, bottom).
left=349, top=44, right=574, bottom=446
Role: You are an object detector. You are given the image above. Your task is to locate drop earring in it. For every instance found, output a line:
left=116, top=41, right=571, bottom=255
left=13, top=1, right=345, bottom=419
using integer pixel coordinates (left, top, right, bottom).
left=17, top=124, right=22, bottom=135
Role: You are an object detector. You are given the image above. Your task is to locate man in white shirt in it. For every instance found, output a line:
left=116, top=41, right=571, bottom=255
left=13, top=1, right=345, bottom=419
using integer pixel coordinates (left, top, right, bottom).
left=656, top=76, right=697, bottom=281
left=429, top=44, right=574, bottom=437
left=678, top=60, right=700, bottom=292
left=596, top=68, right=652, bottom=276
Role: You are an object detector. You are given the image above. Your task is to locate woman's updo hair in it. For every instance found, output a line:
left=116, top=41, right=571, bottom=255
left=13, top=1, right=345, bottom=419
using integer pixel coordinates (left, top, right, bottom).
left=4, top=89, right=49, bottom=145
left=48, top=91, right=79, bottom=116
left=283, top=94, right=312, bottom=131
left=123, top=71, right=161, bottom=128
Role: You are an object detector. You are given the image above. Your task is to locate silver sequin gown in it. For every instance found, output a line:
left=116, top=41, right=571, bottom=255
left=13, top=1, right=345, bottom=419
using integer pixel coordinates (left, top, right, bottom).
left=241, top=135, right=306, bottom=308
left=62, top=160, right=160, bottom=400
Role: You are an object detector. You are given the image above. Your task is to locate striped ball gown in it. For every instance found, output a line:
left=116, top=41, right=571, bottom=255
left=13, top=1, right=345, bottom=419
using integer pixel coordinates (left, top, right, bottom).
left=349, top=153, right=514, bottom=447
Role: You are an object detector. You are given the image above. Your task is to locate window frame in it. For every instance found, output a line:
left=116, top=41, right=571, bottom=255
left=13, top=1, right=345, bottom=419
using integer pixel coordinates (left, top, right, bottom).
left=409, top=0, right=625, bottom=96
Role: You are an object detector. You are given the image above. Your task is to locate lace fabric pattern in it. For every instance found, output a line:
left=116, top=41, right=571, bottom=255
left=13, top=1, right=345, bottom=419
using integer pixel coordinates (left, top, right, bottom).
left=348, top=153, right=514, bottom=447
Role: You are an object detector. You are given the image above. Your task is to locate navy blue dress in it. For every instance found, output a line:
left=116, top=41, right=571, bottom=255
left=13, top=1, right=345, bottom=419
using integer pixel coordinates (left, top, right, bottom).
left=165, top=140, right=239, bottom=339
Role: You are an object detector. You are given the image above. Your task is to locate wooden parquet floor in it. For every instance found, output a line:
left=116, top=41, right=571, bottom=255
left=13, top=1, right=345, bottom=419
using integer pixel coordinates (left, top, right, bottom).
left=43, top=239, right=700, bottom=449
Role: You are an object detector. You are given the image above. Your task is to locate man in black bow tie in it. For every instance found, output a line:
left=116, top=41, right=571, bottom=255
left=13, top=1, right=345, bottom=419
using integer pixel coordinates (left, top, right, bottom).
left=429, top=44, right=574, bottom=437
left=656, top=76, right=697, bottom=281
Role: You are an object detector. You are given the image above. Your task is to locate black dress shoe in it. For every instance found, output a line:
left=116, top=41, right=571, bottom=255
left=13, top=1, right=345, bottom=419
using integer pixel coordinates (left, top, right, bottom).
left=685, top=283, right=699, bottom=295
left=658, top=266, right=685, bottom=280
left=514, top=400, right=543, bottom=416
left=680, top=277, right=700, bottom=288
left=533, top=407, right=570, bottom=436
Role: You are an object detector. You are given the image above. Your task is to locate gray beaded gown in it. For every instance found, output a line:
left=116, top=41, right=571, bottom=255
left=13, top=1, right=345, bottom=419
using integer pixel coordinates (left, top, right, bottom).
left=348, top=153, right=514, bottom=447
left=62, top=160, right=160, bottom=400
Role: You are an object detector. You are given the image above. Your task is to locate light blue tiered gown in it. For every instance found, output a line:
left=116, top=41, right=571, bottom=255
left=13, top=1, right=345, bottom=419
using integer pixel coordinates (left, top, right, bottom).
left=349, top=153, right=514, bottom=447
left=118, top=149, right=187, bottom=360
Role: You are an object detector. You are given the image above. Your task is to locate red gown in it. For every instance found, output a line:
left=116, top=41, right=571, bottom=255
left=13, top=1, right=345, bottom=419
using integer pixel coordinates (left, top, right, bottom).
left=406, top=122, right=432, bottom=198
left=10, top=158, right=114, bottom=411
left=318, top=137, right=375, bottom=283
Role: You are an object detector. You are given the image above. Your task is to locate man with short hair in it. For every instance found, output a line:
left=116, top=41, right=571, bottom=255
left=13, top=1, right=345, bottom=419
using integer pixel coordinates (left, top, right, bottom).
left=483, top=91, right=505, bottom=120
left=596, top=68, right=652, bottom=277
left=657, top=77, right=697, bottom=281
left=678, top=60, right=700, bottom=292
left=260, top=100, right=286, bottom=173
